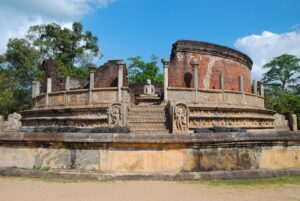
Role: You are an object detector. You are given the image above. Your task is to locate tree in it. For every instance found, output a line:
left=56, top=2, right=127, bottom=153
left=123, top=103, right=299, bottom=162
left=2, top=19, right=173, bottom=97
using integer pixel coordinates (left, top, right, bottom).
left=0, top=22, right=100, bottom=117
left=263, top=54, right=300, bottom=90
left=127, top=55, right=163, bottom=85
left=27, top=22, right=100, bottom=79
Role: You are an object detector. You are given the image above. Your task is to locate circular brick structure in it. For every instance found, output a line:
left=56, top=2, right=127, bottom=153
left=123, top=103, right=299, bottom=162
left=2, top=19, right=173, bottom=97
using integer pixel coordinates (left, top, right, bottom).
left=169, top=40, right=253, bottom=93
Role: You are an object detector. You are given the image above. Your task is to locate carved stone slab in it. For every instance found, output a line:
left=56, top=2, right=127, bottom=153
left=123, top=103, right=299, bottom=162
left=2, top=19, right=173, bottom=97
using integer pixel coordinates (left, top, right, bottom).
left=172, top=103, right=189, bottom=133
left=109, top=103, right=125, bottom=127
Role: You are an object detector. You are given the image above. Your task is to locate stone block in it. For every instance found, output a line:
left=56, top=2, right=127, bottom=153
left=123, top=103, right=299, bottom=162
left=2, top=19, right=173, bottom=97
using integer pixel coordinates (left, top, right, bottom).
left=259, top=146, right=300, bottom=169
left=289, top=114, right=298, bottom=131
left=0, top=147, right=35, bottom=169
left=35, top=148, right=72, bottom=169
left=74, top=150, right=100, bottom=170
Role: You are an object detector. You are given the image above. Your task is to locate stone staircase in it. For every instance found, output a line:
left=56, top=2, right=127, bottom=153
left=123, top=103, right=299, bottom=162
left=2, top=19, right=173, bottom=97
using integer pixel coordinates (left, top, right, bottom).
left=128, top=105, right=170, bottom=134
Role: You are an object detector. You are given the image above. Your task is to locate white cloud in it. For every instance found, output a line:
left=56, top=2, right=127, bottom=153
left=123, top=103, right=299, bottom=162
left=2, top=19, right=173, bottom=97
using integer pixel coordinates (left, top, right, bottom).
left=234, top=31, right=300, bottom=80
left=0, top=0, right=115, bottom=53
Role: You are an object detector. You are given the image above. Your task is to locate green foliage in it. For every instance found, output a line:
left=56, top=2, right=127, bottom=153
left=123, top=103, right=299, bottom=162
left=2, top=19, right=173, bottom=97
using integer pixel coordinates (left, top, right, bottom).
left=263, top=54, right=300, bottom=89
left=0, top=22, right=100, bottom=116
left=127, top=55, right=163, bottom=85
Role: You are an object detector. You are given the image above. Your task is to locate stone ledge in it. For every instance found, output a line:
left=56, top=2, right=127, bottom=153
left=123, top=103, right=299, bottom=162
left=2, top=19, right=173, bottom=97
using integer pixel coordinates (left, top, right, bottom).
left=1, top=167, right=300, bottom=181
left=0, top=131, right=299, bottom=147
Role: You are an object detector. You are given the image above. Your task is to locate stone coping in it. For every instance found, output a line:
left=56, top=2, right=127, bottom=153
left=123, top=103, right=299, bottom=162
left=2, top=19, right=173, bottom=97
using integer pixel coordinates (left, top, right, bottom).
left=0, top=131, right=299, bottom=146
left=168, top=87, right=264, bottom=98
left=171, top=40, right=253, bottom=70
left=1, top=167, right=300, bottom=181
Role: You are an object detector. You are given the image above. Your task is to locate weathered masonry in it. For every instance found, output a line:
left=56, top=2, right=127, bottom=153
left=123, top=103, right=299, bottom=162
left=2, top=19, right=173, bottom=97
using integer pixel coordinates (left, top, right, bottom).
left=0, top=40, right=298, bottom=179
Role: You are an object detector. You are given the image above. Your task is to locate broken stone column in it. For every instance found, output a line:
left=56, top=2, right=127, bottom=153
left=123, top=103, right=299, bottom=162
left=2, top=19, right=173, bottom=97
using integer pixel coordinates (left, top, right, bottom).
left=253, top=80, right=258, bottom=95
left=116, top=60, right=125, bottom=103
left=32, top=81, right=40, bottom=98
left=161, top=58, right=170, bottom=102
left=46, top=78, right=52, bottom=106
left=88, top=64, right=97, bottom=104
left=191, top=60, right=199, bottom=103
left=0, top=116, right=4, bottom=132
left=219, top=73, right=224, bottom=90
left=289, top=114, right=298, bottom=131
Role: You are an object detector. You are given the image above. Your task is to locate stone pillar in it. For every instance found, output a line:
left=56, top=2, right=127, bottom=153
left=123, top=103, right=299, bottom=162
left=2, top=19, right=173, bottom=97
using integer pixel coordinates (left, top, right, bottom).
left=219, top=73, right=224, bottom=90
left=239, top=76, right=244, bottom=93
left=0, top=116, right=4, bottom=132
left=65, top=76, right=70, bottom=91
left=88, top=64, right=97, bottom=104
left=46, top=78, right=52, bottom=107
left=161, top=58, right=170, bottom=102
left=191, top=60, right=199, bottom=103
left=32, top=81, right=36, bottom=98
left=289, top=114, right=298, bottom=131
left=47, top=78, right=52, bottom=93
left=258, top=82, right=264, bottom=97
left=253, top=80, right=258, bottom=95
left=116, top=60, right=125, bottom=103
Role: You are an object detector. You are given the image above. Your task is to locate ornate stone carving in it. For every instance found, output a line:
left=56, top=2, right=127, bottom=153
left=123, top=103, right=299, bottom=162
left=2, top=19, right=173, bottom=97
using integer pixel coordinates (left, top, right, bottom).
left=3, top=112, right=22, bottom=131
left=173, top=103, right=189, bottom=133
left=109, top=103, right=124, bottom=127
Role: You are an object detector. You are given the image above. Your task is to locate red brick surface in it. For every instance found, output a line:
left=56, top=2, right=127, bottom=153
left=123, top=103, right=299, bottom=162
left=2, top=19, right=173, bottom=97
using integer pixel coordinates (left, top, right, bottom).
left=94, top=60, right=128, bottom=88
left=169, top=49, right=251, bottom=93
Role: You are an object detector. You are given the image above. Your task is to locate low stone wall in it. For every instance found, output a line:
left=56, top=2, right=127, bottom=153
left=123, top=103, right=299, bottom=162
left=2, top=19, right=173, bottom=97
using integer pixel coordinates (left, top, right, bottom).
left=168, top=88, right=264, bottom=108
left=0, top=131, right=299, bottom=173
left=33, top=87, right=130, bottom=108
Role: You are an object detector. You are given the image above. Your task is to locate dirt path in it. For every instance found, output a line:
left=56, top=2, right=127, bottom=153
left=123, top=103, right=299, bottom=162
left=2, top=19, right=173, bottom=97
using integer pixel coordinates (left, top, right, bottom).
left=0, top=177, right=300, bottom=201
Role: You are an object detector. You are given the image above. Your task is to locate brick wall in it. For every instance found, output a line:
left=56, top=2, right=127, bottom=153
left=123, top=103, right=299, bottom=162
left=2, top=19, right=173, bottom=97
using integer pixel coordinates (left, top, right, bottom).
left=168, top=41, right=252, bottom=93
left=94, top=60, right=128, bottom=88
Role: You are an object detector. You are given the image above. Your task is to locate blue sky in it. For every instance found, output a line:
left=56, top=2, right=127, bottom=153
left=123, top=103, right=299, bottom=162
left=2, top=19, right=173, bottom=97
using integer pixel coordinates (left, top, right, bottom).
left=82, top=0, right=300, bottom=63
left=0, top=0, right=300, bottom=79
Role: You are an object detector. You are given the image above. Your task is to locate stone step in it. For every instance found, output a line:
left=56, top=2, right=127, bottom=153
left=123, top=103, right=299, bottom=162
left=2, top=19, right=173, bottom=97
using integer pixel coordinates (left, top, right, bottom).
left=128, top=123, right=168, bottom=130
left=130, top=129, right=170, bottom=134
left=129, top=107, right=167, bottom=112
left=128, top=117, right=167, bottom=123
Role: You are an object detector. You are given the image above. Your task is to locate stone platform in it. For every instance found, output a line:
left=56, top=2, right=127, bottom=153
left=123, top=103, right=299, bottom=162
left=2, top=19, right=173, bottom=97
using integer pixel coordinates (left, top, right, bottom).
left=0, top=130, right=299, bottom=180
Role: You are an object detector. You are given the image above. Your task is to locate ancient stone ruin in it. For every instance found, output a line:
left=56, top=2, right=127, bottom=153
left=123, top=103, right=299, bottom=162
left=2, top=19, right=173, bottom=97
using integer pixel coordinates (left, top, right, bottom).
left=21, top=40, right=294, bottom=133
left=0, top=40, right=299, bottom=180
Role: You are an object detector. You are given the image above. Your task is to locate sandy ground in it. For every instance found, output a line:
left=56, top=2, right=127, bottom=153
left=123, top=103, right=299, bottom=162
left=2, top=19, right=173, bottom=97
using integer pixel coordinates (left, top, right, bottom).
left=0, top=177, right=300, bottom=201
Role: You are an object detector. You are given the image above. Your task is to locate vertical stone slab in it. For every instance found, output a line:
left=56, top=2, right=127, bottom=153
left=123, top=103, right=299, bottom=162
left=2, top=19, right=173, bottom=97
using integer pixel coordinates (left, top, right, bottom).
left=65, top=76, right=70, bottom=91
left=88, top=64, right=97, bottom=104
left=258, top=81, right=264, bottom=97
left=253, top=80, right=258, bottom=95
left=47, top=78, right=52, bottom=93
left=239, top=76, right=244, bottom=93
left=116, top=60, right=125, bottom=103
left=32, top=81, right=36, bottom=98
left=191, top=60, right=199, bottom=103
left=289, top=114, right=298, bottom=131
left=161, top=59, right=170, bottom=102
left=0, top=116, right=4, bottom=132
left=219, top=73, right=224, bottom=90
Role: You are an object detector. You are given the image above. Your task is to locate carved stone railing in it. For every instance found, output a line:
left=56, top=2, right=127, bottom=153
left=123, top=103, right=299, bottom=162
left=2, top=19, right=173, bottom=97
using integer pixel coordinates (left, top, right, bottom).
left=167, top=87, right=265, bottom=108
left=33, top=87, right=130, bottom=108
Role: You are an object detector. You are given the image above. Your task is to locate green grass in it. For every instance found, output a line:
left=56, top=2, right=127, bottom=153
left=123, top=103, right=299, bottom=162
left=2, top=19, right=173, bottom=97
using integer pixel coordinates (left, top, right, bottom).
left=181, top=177, right=300, bottom=186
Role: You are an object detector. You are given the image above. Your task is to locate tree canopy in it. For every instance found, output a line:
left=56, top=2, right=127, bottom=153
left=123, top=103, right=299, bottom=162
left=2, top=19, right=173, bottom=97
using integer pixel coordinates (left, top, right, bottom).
left=263, top=54, right=300, bottom=129
left=0, top=22, right=100, bottom=117
left=127, top=55, right=163, bottom=85
left=263, top=54, right=300, bottom=90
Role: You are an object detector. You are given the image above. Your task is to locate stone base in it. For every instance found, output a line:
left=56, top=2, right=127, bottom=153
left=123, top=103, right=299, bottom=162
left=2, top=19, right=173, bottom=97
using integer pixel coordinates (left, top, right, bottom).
left=136, top=96, right=161, bottom=105
left=1, top=167, right=300, bottom=181
left=0, top=131, right=300, bottom=175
